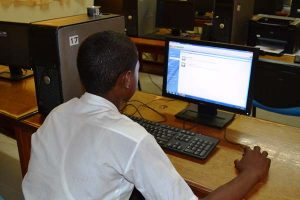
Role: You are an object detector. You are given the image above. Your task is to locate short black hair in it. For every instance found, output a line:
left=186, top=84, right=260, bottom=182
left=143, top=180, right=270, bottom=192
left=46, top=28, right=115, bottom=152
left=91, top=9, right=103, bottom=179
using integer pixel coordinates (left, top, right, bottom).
left=77, top=31, right=138, bottom=96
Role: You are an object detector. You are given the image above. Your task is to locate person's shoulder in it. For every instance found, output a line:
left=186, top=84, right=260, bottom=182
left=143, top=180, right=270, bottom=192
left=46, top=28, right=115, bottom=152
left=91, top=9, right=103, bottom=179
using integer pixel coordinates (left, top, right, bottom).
left=52, top=98, right=79, bottom=114
left=37, top=97, right=79, bottom=127
left=42, top=98, right=79, bottom=121
left=105, top=114, right=150, bottom=142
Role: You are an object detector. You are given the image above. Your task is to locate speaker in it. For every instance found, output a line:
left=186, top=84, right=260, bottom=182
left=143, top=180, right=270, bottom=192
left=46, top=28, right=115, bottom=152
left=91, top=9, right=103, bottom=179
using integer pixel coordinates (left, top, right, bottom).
left=30, top=14, right=125, bottom=115
left=211, top=0, right=254, bottom=44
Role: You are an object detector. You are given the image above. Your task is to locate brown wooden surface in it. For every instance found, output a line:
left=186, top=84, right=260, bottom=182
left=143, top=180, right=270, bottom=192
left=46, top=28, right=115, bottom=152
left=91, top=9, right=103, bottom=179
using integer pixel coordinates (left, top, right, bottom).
left=260, top=54, right=295, bottom=63
left=0, top=71, right=37, bottom=138
left=0, top=74, right=37, bottom=119
left=130, top=37, right=166, bottom=75
left=15, top=91, right=300, bottom=200
left=130, top=37, right=165, bottom=51
left=226, top=116, right=300, bottom=200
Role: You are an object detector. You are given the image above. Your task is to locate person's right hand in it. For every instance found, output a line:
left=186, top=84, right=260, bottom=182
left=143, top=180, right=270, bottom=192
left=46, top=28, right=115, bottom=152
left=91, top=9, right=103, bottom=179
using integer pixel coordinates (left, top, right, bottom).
left=234, top=146, right=271, bottom=182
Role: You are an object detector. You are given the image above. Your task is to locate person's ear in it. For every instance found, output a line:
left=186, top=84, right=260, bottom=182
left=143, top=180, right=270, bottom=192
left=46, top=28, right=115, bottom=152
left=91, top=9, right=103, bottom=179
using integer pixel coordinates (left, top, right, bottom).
left=123, top=70, right=132, bottom=89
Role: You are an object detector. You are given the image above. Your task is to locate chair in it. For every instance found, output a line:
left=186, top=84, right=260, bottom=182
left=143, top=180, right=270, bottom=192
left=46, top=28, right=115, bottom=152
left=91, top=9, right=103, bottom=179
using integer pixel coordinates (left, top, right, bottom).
left=252, top=100, right=300, bottom=117
left=129, top=187, right=145, bottom=200
left=252, top=58, right=300, bottom=117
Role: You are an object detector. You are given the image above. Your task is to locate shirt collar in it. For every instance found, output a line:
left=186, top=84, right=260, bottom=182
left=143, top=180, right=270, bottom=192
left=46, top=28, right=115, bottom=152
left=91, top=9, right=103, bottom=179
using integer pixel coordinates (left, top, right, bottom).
left=80, top=92, right=119, bottom=112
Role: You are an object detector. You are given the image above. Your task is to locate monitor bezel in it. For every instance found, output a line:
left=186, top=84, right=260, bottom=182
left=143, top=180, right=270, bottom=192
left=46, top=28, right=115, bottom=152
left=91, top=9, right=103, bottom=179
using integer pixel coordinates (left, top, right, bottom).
left=162, top=37, right=259, bottom=116
left=0, top=21, right=33, bottom=80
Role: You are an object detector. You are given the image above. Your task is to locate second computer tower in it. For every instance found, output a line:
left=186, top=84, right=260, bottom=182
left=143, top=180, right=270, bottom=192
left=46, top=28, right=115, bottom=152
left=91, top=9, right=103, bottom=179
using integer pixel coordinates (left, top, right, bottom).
left=211, top=0, right=254, bottom=45
left=94, top=0, right=157, bottom=36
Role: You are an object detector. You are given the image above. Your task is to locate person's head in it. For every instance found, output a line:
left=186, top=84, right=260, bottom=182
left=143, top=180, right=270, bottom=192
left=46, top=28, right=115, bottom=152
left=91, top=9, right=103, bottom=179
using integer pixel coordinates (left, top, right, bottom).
left=77, top=31, right=139, bottom=109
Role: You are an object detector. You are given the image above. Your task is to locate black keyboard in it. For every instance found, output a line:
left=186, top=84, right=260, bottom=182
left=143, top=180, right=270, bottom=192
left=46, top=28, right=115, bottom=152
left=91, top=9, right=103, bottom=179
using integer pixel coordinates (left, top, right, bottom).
left=129, top=116, right=219, bottom=160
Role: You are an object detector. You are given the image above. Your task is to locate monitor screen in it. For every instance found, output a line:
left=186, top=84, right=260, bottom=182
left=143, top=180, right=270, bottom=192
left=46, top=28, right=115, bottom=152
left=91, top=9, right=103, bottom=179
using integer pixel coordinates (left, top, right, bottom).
left=156, top=0, right=195, bottom=36
left=163, top=37, right=258, bottom=128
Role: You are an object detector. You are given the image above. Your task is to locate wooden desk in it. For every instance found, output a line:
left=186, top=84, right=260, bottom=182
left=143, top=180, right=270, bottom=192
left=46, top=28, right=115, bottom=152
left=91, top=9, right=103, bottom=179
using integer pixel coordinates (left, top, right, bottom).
left=14, top=91, right=300, bottom=200
left=130, top=37, right=166, bottom=75
left=0, top=75, right=37, bottom=137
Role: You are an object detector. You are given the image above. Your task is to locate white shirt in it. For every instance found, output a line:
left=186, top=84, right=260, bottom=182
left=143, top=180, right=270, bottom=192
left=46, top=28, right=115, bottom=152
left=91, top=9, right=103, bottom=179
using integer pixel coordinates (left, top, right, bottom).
left=22, top=92, right=198, bottom=200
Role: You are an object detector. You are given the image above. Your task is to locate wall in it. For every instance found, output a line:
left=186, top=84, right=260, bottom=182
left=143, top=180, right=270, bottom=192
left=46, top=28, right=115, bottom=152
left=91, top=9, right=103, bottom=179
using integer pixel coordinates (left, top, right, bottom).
left=0, top=0, right=93, bottom=23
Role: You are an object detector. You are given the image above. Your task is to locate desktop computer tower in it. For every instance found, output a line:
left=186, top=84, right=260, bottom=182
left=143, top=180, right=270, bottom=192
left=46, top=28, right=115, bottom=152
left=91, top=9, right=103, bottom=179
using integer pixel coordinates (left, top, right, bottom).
left=94, top=0, right=157, bottom=36
left=94, top=0, right=123, bottom=14
left=290, top=0, right=300, bottom=17
left=30, top=14, right=125, bottom=115
left=211, top=0, right=254, bottom=45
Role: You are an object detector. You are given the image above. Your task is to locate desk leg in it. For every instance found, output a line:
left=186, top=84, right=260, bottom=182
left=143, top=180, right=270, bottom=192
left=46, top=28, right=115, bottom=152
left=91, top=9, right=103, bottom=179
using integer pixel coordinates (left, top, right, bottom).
left=14, top=126, right=34, bottom=177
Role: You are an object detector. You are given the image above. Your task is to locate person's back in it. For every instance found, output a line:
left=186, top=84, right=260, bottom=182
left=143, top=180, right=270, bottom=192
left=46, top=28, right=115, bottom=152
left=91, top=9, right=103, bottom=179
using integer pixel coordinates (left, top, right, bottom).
left=22, top=94, right=148, bottom=199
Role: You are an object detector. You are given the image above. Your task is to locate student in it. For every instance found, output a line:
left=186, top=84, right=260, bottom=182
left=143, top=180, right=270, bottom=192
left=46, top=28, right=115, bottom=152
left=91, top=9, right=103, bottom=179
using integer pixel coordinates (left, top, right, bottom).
left=22, top=31, right=271, bottom=200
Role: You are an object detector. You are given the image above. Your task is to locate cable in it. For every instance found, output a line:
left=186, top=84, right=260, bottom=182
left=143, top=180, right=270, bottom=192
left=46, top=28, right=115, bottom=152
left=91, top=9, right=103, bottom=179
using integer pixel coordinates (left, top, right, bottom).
left=147, top=73, right=162, bottom=92
left=122, top=103, right=142, bottom=118
left=129, top=97, right=176, bottom=106
left=123, top=99, right=168, bottom=123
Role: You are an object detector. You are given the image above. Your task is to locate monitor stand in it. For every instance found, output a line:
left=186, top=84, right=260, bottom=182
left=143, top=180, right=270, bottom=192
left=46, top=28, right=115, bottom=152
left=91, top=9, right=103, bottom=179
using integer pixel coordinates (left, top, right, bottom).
left=175, top=103, right=235, bottom=128
left=0, top=65, right=33, bottom=81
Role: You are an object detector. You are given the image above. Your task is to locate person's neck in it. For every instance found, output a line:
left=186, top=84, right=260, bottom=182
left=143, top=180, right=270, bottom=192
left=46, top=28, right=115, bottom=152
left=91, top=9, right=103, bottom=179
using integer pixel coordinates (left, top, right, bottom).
left=103, top=90, right=127, bottom=111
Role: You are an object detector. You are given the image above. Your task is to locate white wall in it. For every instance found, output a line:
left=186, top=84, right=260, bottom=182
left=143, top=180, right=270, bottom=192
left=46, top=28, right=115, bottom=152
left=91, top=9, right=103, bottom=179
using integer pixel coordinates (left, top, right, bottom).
left=0, top=0, right=93, bottom=23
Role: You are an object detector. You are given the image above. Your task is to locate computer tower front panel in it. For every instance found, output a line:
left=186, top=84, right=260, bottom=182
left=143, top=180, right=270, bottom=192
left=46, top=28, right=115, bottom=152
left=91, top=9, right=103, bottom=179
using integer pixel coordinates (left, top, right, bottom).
left=123, top=0, right=157, bottom=36
left=212, top=0, right=254, bottom=44
left=211, top=0, right=234, bottom=43
left=57, top=16, right=125, bottom=102
left=31, top=14, right=125, bottom=115
left=123, top=0, right=138, bottom=36
left=137, top=0, right=157, bottom=36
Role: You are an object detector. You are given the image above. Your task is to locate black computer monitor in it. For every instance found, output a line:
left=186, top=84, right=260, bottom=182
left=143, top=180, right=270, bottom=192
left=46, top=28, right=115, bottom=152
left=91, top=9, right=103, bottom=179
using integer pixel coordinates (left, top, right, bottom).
left=156, top=0, right=195, bottom=36
left=163, top=37, right=258, bottom=128
left=290, top=0, right=300, bottom=17
left=0, top=22, right=33, bottom=80
left=254, top=0, right=284, bottom=15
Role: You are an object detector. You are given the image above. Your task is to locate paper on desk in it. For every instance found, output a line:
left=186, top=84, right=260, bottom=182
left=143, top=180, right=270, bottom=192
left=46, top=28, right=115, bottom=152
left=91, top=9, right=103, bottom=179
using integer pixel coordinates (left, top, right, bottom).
left=255, top=45, right=285, bottom=55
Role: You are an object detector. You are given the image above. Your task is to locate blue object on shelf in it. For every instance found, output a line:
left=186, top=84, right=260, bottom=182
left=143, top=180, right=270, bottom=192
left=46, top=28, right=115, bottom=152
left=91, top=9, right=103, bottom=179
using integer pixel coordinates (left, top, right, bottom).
left=253, top=100, right=300, bottom=116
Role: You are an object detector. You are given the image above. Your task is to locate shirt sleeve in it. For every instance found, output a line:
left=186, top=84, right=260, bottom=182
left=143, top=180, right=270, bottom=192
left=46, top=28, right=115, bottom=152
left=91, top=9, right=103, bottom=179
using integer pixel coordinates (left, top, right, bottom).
left=123, top=134, right=198, bottom=200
